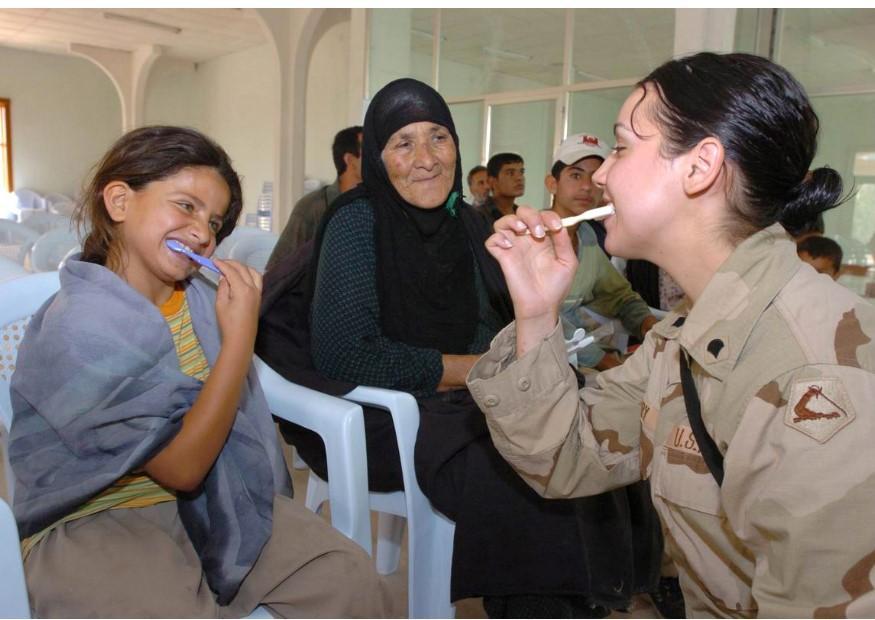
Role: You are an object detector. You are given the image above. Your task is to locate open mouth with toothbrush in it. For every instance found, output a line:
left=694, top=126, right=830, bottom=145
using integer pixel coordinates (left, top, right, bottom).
left=165, top=239, right=221, bottom=274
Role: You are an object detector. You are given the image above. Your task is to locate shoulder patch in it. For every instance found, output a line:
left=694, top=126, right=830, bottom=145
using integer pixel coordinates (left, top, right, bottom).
left=785, top=378, right=855, bottom=443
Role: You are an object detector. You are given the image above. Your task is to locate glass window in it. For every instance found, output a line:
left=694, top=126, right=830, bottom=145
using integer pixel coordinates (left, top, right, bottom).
left=733, top=8, right=763, bottom=54
left=368, top=8, right=433, bottom=97
left=488, top=99, right=556, bottom=209
left=779, top=9, right=875, bottom=95
left=438, top=9, right=566, bottom=99
left=571, top=9, right=674, bottom=83
left=449, top=101, right=484, bottom=177
left=810, top=92, right=875, bottom=252
left=567, top=87, right=631, bottom=144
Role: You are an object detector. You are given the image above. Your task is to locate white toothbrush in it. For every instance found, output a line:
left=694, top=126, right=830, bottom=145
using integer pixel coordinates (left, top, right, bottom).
left=521, top=204, right=615, bottom=235
left=557, top=204, right=615, bottom=226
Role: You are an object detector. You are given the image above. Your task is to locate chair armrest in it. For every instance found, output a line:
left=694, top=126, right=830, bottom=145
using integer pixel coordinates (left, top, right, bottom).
left=253, top=357, right=372, bottom=553
left=343, top=385, right=455, bottom=618
left=0, top=499, right=30, bottom=618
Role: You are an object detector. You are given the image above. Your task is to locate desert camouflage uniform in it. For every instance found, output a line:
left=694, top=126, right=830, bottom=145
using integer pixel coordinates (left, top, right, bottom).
left=468, top=224, right=875, bottom=618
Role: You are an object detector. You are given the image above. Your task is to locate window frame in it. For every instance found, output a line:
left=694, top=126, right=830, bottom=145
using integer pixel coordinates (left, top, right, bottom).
left=0, top=98, right=12, bottom=193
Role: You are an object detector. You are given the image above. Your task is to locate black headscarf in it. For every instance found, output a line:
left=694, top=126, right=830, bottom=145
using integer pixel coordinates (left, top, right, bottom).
left=313, top=78, right=511, bottom=354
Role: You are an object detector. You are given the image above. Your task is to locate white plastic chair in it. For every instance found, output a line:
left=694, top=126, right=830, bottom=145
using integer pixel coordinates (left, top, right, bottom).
left=215, top=226, right=269, bottom=259
left=27, top=229, right=81, bottom=272
left=304, top=386, right=456, bottom=619
left=18, top=211, right=70, bottom=236
left=0, top=256, right=27, bottom=283
left=13, top=189, right=45, bottom=212
left=0, top=272, right=61, bottom=504
left=253, top=357, right=372, bottom=553
left=0, top=498, right=30, bottom=618
left=226, top=231, right=279, bottom=274
left=44, top=193, right=76, bottom=217
left=0, top=220, right=39, bottom=265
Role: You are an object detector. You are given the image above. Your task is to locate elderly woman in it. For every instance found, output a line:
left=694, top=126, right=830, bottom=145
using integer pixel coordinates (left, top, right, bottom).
left=267, top=78, right=662, bottom=617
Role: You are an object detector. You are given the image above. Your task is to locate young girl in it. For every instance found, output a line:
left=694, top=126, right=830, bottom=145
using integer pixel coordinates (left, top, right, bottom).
left=9, top=126, right=387, bottom=618
left=468, top=53, right=875, bottom=617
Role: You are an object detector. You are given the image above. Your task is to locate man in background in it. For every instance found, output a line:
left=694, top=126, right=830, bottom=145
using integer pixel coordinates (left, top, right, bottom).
left=466, top=165, right=489, bottom=207
left=797, top=235, right=843, bottom=279
left=267, top=125, right=362, bottom=270
left=476, top=152, right=525, bottom=222
left=547, top=132, right=657, bottom=371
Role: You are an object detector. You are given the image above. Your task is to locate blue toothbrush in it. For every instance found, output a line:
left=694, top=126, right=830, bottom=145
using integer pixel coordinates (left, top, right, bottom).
left=166, top=239, right=221, bottom=274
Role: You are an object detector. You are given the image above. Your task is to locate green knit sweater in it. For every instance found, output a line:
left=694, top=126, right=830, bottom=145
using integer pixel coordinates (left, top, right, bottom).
left=310, top=198, right=501, bottom=397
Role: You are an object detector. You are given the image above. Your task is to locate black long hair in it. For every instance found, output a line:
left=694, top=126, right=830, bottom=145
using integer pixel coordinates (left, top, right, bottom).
left=634, top=52, right=845, bottom=242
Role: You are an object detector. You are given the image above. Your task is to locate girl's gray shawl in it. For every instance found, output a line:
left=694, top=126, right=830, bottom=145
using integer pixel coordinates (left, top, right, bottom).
left=10, top=258, right=291, bottom=604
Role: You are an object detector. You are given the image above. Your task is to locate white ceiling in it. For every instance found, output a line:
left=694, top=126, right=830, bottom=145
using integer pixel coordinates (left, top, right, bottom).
left=2, top=8, right=874, bottom=95
left=0, top=8, right=266, bottom=63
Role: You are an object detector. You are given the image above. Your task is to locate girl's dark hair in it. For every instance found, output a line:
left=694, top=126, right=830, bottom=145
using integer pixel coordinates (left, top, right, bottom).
left=635, top=52, right=844, bottom=242
left=74, top=125, right=243, bottom=265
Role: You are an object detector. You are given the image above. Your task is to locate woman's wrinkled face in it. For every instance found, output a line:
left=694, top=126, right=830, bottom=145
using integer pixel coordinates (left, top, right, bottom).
left=381, top=121, right=456, bottom=209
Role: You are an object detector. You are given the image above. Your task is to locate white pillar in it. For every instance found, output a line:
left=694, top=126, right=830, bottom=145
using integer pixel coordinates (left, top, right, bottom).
left=674, top=9, right=738, bottom=58
left=69, top=43, right=162, bottom=132
left=347, top=8, right=369, bottom=125
left=255, top=9, right=323, bottom=228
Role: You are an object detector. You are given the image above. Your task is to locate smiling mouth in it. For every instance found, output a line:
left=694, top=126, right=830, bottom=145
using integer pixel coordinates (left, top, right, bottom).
left=413, top=174, right=442, bottom=183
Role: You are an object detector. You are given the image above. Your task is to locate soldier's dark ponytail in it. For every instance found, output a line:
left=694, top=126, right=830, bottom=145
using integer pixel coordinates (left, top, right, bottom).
left=634, top=52, right=845, bottom=242
left=779, top=166, right=843, bottom=237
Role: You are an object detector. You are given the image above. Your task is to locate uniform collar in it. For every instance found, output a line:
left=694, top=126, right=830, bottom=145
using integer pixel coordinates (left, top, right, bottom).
left=652, top=224, right=801, bottom=380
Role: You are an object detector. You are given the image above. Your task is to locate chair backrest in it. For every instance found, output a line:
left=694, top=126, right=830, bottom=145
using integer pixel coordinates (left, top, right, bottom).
left=0, top=272, right=62, bottom=503
left=44, top=193, right=76, bottom=217
left=223, top=229, right=279, bottom=273
left=18, top=211, right=70, bottom=236
left=0, top=256, right=27, bottom=283
left=0, top=498, right=30, bottom=618
left=214, top=226, right=267, bottom=259
left=28, top=229, right=81, bottom=272
left=0, top=220, right=40, bottom=265
left=13, top=189, right=45, bottom=212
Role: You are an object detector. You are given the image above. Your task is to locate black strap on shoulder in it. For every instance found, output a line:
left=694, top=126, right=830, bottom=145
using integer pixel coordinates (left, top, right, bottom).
left=679, top=351, right=724, bottom=486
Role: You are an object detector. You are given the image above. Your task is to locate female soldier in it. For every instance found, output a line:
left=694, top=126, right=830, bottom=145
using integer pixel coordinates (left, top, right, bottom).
left=469, top=52, right=875, bottom=617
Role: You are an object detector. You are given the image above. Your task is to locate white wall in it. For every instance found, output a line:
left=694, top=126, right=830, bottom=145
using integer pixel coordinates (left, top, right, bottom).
left=0, top=45, right=122, bottom=197
left=305, top=19, right=351, bottom=185
left=144, top=57, right=204, bottom=129
left=145, top=44, right=278, bottom=222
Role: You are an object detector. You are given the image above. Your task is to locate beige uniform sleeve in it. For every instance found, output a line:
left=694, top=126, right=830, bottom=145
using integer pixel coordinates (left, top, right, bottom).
left=723, top=365, right=875, bottom=617
left=467, top=320, right=648, bottom=499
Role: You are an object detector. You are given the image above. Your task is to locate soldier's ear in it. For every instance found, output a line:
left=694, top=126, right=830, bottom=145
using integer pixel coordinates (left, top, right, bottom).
left=682, top=137, right=725, bottom=197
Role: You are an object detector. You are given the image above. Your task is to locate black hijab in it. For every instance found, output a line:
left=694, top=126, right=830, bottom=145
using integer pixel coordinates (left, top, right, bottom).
left=313, top=78, right=510, bottom=354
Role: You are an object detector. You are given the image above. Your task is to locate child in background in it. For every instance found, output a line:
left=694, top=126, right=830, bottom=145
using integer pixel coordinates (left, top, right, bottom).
left=797, top=234, right=843, bottom=279
left=9, top=126, right=387, bottom=618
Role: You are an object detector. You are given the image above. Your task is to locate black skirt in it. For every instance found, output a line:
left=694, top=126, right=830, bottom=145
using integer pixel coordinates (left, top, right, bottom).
left=415, top=389, right=663, bottom=606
